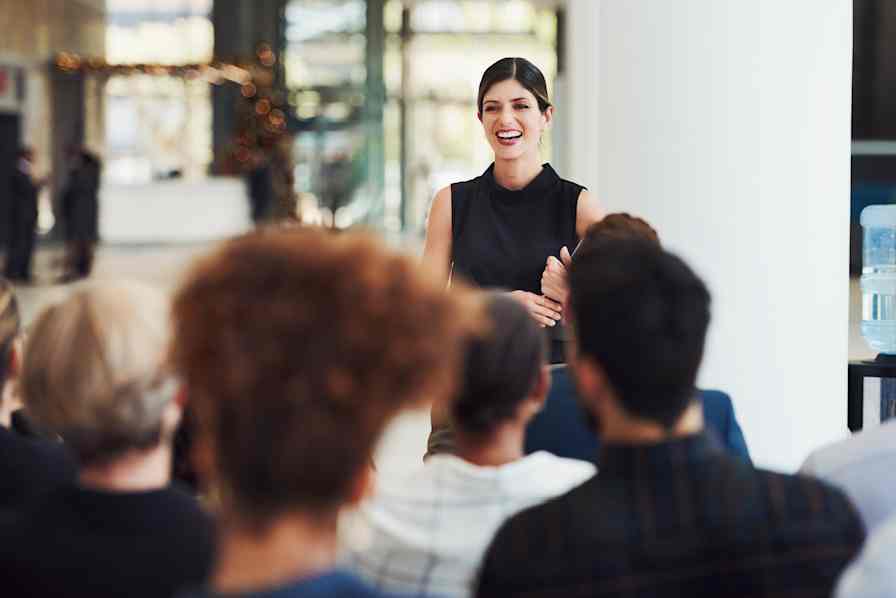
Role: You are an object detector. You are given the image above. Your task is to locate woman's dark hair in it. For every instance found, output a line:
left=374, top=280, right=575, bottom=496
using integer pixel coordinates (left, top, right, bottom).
left=452, top=293, right=546, bottom=438
left=0, top=278, right=21, bottom=388
left=477, top=57, right=552, bottom=116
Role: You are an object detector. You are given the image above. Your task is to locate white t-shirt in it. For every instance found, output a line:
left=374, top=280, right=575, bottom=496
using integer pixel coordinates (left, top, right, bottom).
left=800, top=420, right=896, bottom=532
left=836, top=512, right=896, bottom=598
left=342, top=452, right=596, bottom=598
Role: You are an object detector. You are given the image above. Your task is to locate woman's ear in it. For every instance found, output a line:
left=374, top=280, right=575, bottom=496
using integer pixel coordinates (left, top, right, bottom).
left=532, top=365, right=551, bottom=406
left=347, top=462, right=376, bottom=507
left=7, top=340, right=21, bottom=378
left=542, top=105, right=555, bottom=128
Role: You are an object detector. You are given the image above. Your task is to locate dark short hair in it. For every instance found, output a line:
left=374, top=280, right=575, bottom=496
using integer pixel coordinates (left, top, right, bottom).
left=477, top=57, right=551, bottom=116
left=582, top=213, right=660, bottom=248
left=451, top=294, right=546, bottom=438
left=171, top=228, right=481, bottom=521
left=0, top=278, right=20, bottom=389
left=569, top=239, right=710, bottom=428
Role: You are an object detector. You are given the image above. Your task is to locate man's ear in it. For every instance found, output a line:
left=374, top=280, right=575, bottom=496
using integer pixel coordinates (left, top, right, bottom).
left=571, top=354, right=610, bottom=410
left=530, top=365, right=551, bottom=408
left=7, top=341, right=21, bottom=378
left=174, top=384, right=188, bottom=409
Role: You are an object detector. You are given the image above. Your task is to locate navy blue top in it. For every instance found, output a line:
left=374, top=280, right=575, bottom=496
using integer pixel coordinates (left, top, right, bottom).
left=181, top=570, right=404, bottom=598
left=524, top=365, right=752, bottom=462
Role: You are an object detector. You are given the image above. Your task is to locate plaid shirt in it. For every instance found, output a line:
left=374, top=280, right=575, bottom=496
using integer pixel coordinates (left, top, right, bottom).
left=344, top=452, right=595, bottom=597
left=475, top=433, right=865, bottom=598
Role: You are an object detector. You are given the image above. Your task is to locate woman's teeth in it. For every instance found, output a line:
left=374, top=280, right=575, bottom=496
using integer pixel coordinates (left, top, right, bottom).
left=497, top=131, right=522, bottom=139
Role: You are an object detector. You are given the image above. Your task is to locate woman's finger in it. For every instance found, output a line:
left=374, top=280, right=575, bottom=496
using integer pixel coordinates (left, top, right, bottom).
left=541, top=281, right=563, bottom=302
left=545, top=255, right=566, bottom=273
left=539, top=295, right=563, bottom=312
left=533, top=314, right=556, bottom=327
left=560, top=246, right=573, bottom=267
left=531, top=303, right=562, bottom=321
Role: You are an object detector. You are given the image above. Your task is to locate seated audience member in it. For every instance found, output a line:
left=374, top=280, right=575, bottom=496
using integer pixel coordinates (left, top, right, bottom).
left=801, top=420, right=896, bottom=532
left=835, top=512, right=896, bottom=598
left=429, top=214, right=750, bottom=461
left=534, top=213, right=750, bottom=460
left=0, top=278, right=74, bottom=518
left=0, top=282, right=215, bottom=597
left=345, top=294, right=595, bottom=597
left=171, top=229, right=479, bottom=598
left=475, top=239, right=865, bottom=598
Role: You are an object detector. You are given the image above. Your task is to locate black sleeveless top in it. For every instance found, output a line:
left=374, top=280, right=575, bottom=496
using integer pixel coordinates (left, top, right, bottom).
left=451, top=163, right=585, bottom=362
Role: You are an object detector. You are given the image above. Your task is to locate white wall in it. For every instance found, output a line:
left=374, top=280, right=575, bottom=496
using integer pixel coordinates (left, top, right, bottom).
left=566, top=0, right=853, bottom=471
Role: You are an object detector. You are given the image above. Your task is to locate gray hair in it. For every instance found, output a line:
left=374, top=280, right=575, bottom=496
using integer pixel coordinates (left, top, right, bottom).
left=21, top=281, right=174, bottom=465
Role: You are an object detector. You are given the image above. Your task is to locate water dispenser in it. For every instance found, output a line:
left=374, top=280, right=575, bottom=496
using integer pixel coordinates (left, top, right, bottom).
left=848, top=205, right=896, bottom=430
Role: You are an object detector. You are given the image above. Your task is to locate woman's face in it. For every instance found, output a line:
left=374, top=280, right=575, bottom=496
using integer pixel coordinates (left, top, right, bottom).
left=479, top=78, right=552, bottom=162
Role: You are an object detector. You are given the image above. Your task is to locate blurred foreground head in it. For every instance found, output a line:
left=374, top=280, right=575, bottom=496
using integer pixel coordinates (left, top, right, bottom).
left=22, top=281, right=175, bottom=464
left=451, top=293, right=548, bottom=440
left=581, top=212, right=660, bottom=251
left=171, top=227, right=481, bottom=522
left=569, top=239, right=710, bottom=429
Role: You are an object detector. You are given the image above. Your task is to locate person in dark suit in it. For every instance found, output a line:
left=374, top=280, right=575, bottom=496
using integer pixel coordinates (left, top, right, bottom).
left=0, top=278, right=74, bottom=520
left=60, top=148, right=101, bottom=281
left=4, top=148, right=44, bottom=282
left=245, top=149, right=274, bottom=225
left=475, top=239, right=865, bottom=598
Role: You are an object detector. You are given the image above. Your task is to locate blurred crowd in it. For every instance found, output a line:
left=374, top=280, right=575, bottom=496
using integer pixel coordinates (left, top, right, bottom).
left=0, top=215, right=892, bottom=598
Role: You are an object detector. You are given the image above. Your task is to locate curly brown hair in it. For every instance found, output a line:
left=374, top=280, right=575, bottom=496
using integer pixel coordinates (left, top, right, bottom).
left=171, top=227, right=482, bottom=521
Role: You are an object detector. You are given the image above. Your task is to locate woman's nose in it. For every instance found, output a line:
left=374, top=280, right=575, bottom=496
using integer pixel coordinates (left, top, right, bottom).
left=498, top=106, right=516, bottom=124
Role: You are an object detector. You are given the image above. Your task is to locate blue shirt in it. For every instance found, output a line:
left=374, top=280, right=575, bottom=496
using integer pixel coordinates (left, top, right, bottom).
left=181, top=570, right=405, bottom=598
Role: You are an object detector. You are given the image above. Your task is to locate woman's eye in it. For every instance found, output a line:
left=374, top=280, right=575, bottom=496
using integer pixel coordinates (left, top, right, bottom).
left=484, top=106, right=497, bottom=112
left=514, top=104, right=529, bottom=110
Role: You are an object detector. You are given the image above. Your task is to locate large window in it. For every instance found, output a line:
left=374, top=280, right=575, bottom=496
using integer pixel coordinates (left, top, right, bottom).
left=284, top=0, right=558, bottom=233
left=104, top=0, right=214, bottom=184
left=285, top=0, right=369, bottom=227
left=392, top=0, right=557, bottom=234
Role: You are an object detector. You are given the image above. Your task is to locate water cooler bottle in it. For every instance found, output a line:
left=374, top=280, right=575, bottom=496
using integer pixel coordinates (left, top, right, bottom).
left=848, top=205, right=896, bottom=431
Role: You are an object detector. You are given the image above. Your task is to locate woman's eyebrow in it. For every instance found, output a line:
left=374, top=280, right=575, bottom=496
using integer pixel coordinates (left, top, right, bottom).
left=483, top=97, right=529, bottom=104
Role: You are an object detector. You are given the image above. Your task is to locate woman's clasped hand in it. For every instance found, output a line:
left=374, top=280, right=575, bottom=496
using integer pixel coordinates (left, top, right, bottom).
left=509, top=290, right=563, bottom=328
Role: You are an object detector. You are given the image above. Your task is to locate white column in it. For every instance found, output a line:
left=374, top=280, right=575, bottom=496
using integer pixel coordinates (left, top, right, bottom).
left=565, top=0, right=853, bottom=471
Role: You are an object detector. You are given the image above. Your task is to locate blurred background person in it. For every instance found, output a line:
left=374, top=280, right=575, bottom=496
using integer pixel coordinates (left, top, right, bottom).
left=345, top=293, right=594, bottom=598
left=170, top=229, right=479, bottom=598
left=245, top=149, right=274, bottom=225
left=0, top=281, right=215, bottom=598
left=0, top=278, right=74, bottom=519
left=60, top=147, right=102, bottom=282
left=4, top=148, right=45, bottom=283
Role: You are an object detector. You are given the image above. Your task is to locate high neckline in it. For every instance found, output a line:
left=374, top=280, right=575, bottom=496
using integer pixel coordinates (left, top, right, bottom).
left=597, top=432, right=722, bottom=476
left=485, top=162, right=558, bottom=198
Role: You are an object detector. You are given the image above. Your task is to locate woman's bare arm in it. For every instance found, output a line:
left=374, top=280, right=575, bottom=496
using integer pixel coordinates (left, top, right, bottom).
left=575, top=189, right=605, bottom=238
left=422, top=186, right=453, bottom=286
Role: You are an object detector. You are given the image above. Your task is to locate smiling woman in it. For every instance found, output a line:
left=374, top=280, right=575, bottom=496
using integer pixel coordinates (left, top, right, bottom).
left=422, top=57, right=604, bottom=365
